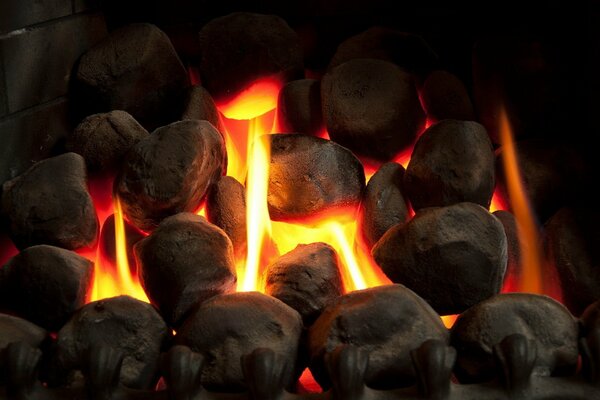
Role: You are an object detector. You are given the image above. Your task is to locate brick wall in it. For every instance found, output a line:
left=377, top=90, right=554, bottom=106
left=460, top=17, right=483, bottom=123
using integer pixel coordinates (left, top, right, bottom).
left=0, top=0, right=107, bottom=188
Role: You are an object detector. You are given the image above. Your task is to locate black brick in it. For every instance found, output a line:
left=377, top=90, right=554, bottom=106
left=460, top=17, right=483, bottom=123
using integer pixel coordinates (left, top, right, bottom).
left=0, top=98, right=70, bottom=188
left=0, top=13, right=106, bottom=115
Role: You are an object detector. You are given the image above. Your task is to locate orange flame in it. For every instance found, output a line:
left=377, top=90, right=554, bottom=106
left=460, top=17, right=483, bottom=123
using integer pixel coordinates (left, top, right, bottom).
left=217, top=78, right=391, bottom=294
left=498, top=107, right=543, bottom=294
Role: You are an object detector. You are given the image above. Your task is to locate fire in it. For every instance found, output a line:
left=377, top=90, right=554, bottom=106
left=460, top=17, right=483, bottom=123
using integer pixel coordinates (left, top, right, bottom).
left=216, top=78, right=390, bottom=294
left=81, top=175, right=148, bottom=303
left=498, top=107, right=543, bottom=294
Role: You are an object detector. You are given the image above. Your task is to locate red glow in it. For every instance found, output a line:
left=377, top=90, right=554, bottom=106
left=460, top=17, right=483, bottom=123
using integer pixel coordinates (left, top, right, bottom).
left=297, top=368, right=322, bottom=393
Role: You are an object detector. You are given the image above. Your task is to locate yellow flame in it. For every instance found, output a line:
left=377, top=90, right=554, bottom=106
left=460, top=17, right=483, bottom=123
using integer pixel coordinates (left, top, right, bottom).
left=219, top=78, right=281, bottom=120
left=241, top=120, right=273, bottom=292
left=498, top=107, right=543, bottom=294
left=89, top=198, right=148, bottom=302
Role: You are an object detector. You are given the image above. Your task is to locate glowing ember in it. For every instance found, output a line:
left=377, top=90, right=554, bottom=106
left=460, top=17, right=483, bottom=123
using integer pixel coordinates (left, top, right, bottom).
left=498, top=107, right=543, bottom=294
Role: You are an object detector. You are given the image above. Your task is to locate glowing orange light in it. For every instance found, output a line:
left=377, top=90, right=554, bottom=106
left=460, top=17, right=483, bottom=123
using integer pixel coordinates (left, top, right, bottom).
left=441, top=314, right=458, bottom=329
left=498, top=107, right=543, bottom=294
left=490, top=190, right=508, bottom=213
left=219, top=77, right=281, bottom=120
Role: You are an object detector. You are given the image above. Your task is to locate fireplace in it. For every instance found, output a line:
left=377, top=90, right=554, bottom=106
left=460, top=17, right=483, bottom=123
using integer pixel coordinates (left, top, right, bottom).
left=0, top=1, right=598, bottom=399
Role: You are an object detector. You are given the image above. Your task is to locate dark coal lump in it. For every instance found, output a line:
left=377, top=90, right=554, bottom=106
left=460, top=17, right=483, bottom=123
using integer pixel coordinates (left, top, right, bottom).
left=544, top=207, right=600, bottom=315
left=56, top=296, right=169, bottom=389
left=74, top=23, right=189, bottom=130
left=181, top=85, right=223, bottom=132
left=0, top=314, right=46, bottom=385
left=450, top=293, right=578, bottom=383
left=0, top=313, right=46, bottom=351
left=115, top=120, right=226, bottom=232
left=359, top=162, right=409, bottom=249
left=176, top=292, right=302, bottom=392
left=0, top=245, right=93, bottom=331
left=372, top=202, right=507, bottom=315
left=277, top=79, right=323, bottom=136
left=99, top=213, right=145, bottom=273
left=404, top=120, right=495, bottom=210
left=322, top=58, right=425, bottom=161
left=135, top=213, right=236, bottom=326
left=493, top=210, right=522, bottom=290
left=198, top=12, right=303, bottom=102
left=308, top=284, right=448, bottom=390
left=328, top=27, right=438, bottom=77
left=420, top=70, right=475, bottom=122
left=581, top=300, right=600, bottom=337
left=265, top=242, right=343, bottom=325
left=206, top=176, right=247, bottom=258
left=268, top=134, right=365, bottom=222
left=66, top=111, right=149, bottom=172
left=1, top=153, right=98, bottom=250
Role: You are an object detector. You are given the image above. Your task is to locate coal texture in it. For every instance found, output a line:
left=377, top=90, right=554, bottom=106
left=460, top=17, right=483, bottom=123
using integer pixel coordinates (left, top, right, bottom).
left=322, top=58, right=425, bottom=161
left=56, top=295, right=169, bottom=389
left=544, top=207, right=600, bottom=315
left=1, top=153, right=98, bottom=250
left=0, top=313, right=46, bottom=351
left=495, top=139, right=587, bottom=223
left=450, top=293, right=579, bottom=383
left=493, top=210, right=522, bottom=291
left=99, top=213, right=145, bottom=272
left=581, top=300, right=600, bottom=336
left=0, top=245, right=93, bottom=331
left=328, top=27, right=438, bottom=77
left=115, top=120, right=226, bottom=232
left=66, top=111, right=149, bottom=172
left=308, top=284, right=448, bottom=390
left=404, top=120, right=495, bottom=210
left=181, top=85, right=223, bottom=132
left=359, top=162, right=409, bottom=249
left=198, top=12, right=303, bottom=102
left=265, top=243, right=343, bottom=325
left=134, top=213, right=236, bottom=326
left=205, top=176, right=247, bottom=258
left=0, top=313, right=46, bottom=385
left=277, top=79, right=323, bottom=136
left=74, top=23, right=189, bottom=130
left=372, top=202, right=507, bottom=315
left=420, top=70, right=475, bottom=123
left=268, top=134, right=365, bottom=222
left=175, top=292, right=302, bottom=392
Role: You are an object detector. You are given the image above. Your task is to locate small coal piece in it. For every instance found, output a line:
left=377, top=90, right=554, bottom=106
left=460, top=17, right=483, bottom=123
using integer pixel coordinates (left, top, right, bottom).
left=1, top=153, right=98, bottom=250
left=493, top=210, right=522, bottom=290
left=205, top=176, right=247, bottom=258
left=66, top=110, right=149, bottom=173
left=372, top=202, right=507, bottom=315
left=359, top=162, right=409, bottom=249
left=328, top=27, right=438, bottom=78
left=99, top=214, right=145, bottom=271
left=404, top=119, right=495, bottom=210
left=268, top=134, right=365, bottom=222
left=0, top=313, right=47, bottom=385
left=0, top=245, right=93, bottom=331
left=308, top=284, right=448, bottom=390
left=322, top=58, right=425, bottom=161
left=420, top=70, right=475, bottom=122
left=198, top=12, right=303, bottom=102
left=175, top=292, right=302, bottom=392
left=495, top=139, right=587, bottom=223
left=181, top=85, right=223, bottom=133
left=134, top=213, right=236, bottom=326
left=264, top=242, right=343, bottom=325
left=74, top=23, right=189, bottom=130
left=56, top=295, right=169, bottom=389
left=544, top=206, right=600, bottom=315
left=115, top=120, right=226, bottom=232
left=277, top=79, right=324, bottom=136
left=450, top=293, right=579, bottom=383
